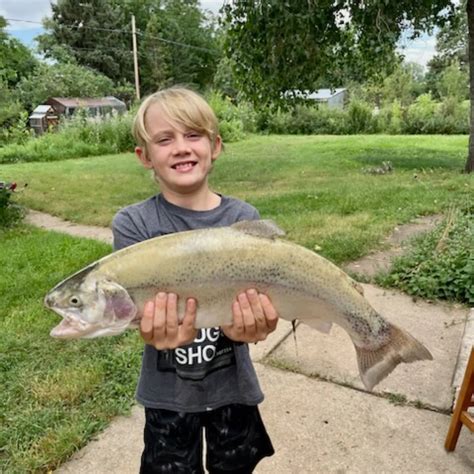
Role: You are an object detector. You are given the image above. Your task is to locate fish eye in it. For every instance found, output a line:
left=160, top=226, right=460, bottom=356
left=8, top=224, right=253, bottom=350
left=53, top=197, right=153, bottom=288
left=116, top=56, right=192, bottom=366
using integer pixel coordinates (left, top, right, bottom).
left=69, top=296, right=81, bottom=306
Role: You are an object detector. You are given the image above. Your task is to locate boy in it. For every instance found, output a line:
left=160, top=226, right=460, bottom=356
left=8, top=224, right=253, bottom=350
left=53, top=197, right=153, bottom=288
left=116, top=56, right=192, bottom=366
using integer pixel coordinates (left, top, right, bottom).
left=112, top=87, right=278, bottom=473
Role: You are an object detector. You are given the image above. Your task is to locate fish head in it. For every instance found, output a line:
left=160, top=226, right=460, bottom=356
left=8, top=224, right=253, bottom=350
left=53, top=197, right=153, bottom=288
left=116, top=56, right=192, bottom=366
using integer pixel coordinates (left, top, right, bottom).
left=44, top=264, right=137, bottom=339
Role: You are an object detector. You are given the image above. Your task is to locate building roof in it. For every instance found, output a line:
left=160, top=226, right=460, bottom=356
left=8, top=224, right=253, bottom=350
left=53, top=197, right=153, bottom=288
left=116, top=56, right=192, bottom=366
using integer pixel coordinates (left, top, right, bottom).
left=48, top=96, right=126, bottom=108
left=32, top=105, right=54, bottom=114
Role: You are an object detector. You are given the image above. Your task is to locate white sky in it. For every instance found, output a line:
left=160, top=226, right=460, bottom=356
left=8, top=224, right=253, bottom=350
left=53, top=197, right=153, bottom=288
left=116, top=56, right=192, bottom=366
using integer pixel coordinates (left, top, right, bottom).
left=2, top=0, right=437, bottom=69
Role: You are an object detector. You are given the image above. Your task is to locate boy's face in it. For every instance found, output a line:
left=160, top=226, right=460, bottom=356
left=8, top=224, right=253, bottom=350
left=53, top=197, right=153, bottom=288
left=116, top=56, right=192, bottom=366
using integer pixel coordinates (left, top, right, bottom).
left=136, top=103, right=221, bottom=198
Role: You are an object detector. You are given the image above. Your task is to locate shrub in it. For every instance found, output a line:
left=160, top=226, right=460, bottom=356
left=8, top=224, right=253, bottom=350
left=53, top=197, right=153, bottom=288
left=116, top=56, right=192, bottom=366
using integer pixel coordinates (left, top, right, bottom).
left=377, top=207, right=474, bottom=305
left=435, top=98, right=469, bottom=134
left=377, top=100, right=404, bottom=134
left=403, top=93, right=439, bottom=134
left=0, top=182, right=25, bottom=228
left=259, top=96, right=469, bottom=136
left=206, top=90, right=257, bottom=142
left=263, top=104, right=347, bottom=135
left=0, top=111, right=134, bottom=164
left=345, top=99, right=379, bottom=134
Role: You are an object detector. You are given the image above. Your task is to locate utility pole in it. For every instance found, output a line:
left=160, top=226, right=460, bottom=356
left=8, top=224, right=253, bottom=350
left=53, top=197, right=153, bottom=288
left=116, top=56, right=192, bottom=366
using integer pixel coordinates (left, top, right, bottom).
left=132, top=15, right=140, bottom=100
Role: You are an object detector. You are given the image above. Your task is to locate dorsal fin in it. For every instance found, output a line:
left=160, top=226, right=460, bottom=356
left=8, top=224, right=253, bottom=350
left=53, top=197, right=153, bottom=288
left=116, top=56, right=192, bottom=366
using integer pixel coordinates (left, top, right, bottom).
left=231, top=219, right=286, bottom=239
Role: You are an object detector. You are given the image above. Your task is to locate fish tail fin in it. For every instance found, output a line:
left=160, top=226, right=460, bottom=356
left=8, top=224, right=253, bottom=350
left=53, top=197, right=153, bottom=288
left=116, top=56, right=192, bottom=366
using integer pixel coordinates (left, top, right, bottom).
left=354, top=324, right=433, bottom=391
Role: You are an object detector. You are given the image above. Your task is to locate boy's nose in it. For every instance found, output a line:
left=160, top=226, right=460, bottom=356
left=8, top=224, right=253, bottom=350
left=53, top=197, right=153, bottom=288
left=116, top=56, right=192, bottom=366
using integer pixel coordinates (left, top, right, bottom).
left=172, top=135, right=191, bottom=155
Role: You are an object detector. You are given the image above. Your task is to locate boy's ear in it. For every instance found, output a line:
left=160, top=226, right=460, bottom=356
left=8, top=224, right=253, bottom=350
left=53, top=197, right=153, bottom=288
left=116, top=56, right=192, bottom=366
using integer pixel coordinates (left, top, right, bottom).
left=135, top=146, right=152, bottom=169
left=211, top=135, right=222, bottom=161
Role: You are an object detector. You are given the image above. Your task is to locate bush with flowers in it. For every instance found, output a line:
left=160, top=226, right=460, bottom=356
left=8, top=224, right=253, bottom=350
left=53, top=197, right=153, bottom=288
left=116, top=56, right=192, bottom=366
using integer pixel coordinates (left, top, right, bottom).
left=0, top=181, right=26, bottom=228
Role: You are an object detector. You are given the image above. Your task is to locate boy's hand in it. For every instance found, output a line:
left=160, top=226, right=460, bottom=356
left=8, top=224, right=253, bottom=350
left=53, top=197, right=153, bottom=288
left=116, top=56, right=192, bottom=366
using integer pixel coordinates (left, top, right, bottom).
left=222, top=289, right=278, bottom=343
left=140, top=292, right=198, bottom=350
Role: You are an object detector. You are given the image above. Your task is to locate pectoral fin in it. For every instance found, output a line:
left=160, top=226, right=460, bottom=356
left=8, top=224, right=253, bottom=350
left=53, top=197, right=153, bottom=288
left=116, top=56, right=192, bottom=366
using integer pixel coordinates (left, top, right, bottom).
left=302, top=319, right=333, bottom=334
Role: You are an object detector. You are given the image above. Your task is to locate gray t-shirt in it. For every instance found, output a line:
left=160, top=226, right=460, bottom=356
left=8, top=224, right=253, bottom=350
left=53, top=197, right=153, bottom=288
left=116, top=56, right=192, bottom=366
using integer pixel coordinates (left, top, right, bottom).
left=112, top=193, right=264, bottom=412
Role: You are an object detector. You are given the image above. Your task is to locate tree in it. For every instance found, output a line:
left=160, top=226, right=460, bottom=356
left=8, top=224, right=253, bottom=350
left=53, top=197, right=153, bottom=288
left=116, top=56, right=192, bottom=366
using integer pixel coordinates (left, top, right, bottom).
left=139, top=0, right=220, bottom=93
left=381, top=63, right=425, bottom=106
left=437, top=59, right=469, bottom=99
left=0, top=79, right=26, bottom=144
left=432, top=0, right=468, bottom=69
left=351, top=61, right=424, bottom=108
left=0, top=16, right=37, bottom=87
left=223, top=1, right=474, bottom=172
left=16, top=62, right=114, bottom=110
left=37, top=0, right=221, bottom=95
left=426, top=1, right=468, bottom=98
left=37, top=0, right=134, bottom=84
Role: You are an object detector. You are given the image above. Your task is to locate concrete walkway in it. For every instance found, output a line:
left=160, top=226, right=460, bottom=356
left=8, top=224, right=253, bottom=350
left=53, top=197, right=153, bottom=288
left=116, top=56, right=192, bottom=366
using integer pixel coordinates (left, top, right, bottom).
left=26, top=211, right=473, bottom=473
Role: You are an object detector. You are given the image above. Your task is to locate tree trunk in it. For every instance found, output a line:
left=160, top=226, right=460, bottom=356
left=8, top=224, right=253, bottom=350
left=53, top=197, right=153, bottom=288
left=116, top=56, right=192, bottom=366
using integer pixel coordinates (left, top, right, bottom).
left=466, top=0, right=474, bottom=172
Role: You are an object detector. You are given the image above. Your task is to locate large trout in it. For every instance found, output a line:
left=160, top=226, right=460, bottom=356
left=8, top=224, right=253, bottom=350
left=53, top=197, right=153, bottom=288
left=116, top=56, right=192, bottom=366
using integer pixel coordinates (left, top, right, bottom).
left=44, top=219, right=432, bottom=390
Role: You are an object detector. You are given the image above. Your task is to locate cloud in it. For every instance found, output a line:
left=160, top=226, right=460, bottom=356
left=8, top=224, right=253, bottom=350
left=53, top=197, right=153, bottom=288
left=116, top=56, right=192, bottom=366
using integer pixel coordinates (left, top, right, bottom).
left=397, top=34, right=437, bottom=69
left=1, top=0, right=54, bottom=30
left=199, top=1, right=224, bottom=14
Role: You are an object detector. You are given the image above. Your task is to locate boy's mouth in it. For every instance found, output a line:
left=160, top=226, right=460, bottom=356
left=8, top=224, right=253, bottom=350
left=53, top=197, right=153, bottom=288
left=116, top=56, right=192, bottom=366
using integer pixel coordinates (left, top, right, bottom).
left=172, top=161, right=197, bottom=172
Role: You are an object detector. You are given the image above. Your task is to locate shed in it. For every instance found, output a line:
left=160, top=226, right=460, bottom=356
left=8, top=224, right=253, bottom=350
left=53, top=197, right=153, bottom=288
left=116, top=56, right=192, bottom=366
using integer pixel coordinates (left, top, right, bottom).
left=45, top=96, right=127, bottom=118
left=28, top=105, right=59, bottom=135
left=286, top=88, right=347, bottom=109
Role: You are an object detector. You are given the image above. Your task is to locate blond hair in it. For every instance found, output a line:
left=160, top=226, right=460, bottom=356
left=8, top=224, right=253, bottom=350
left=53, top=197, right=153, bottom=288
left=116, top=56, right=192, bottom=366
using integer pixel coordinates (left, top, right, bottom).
left=133, top=87, right=219, bottom=151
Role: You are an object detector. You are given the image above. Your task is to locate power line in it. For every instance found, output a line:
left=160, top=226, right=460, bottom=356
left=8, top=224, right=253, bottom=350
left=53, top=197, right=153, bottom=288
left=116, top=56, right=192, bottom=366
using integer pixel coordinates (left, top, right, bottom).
left=4, top=18, right=131, bottom=35
left=50, top=44, right=214, bottom=63
left=137, top=31, right=218, bottom=54
left=4, top=17, right=219, bottom=54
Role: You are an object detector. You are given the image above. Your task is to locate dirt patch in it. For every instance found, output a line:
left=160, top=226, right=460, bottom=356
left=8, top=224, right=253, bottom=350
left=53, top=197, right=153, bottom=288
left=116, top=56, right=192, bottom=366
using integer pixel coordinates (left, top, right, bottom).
left=343, top=215, right=442, bottom=278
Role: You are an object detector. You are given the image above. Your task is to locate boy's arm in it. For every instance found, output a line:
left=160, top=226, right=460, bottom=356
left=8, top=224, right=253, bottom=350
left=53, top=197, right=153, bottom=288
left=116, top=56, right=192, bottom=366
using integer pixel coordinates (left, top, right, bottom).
left=222, top=289, right=278, bottom=343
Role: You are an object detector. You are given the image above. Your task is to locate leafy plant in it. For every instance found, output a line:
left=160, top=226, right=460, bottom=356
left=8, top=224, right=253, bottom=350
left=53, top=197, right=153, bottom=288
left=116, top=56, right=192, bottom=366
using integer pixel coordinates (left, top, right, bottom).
left=377, top=207, right=474, bottom=304
left=206, top=90, right=257, bottom=142
left=345, top=99, right=379, bottom=134
left=0, top=111, right=134, bottom=164
left=0, top=181, right=26, bottom=228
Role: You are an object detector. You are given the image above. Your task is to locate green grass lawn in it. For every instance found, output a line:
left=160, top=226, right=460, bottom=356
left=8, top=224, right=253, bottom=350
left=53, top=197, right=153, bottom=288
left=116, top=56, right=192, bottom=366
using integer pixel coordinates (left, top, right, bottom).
left=1, top=134, right=472, bottom=471
left=3, top=134, right=472, bottom=263
left=0, top=227, right=143, bottom=473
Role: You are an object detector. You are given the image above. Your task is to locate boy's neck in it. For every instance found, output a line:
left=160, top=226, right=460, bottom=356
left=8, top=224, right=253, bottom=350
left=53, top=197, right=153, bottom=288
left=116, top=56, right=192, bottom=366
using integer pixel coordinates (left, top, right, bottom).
left=162, top=188, right=221, bottom=211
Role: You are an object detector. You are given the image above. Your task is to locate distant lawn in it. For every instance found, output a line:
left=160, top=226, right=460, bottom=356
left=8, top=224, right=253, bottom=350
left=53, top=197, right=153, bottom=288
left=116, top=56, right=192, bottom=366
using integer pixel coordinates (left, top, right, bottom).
left=2, top=134, right=472, bottom=263
left=0, top=227, right=142, bottom=473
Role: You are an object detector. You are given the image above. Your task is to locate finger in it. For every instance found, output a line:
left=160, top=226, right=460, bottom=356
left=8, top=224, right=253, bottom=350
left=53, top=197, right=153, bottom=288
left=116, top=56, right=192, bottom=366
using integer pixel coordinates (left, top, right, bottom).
left=179, top=298, right=198, bottom=344
left=231, top=299, right=244, bottom=333
left=166, top=293, right=179, bottom=339
left=140, top=300, right=155, bottom=341
left=153, top=292, right=167, bottom=339
left=238, top=292, right=256, bottom=336
left=222, top=300, right=244, bottom=341
left=246, top=289, right=266, bottom=328
left=259, top=294, right=278, bottom=332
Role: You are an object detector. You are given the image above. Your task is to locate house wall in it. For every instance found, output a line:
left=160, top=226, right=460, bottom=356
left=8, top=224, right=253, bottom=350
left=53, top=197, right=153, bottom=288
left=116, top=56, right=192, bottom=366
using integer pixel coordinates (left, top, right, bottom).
left=327, top=92, right=346, bottom=109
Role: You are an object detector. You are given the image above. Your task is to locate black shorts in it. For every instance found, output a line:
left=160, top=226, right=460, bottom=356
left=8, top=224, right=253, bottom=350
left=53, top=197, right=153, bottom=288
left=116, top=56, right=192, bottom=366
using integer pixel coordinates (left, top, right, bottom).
left=140, top=404, right=274, bottom=474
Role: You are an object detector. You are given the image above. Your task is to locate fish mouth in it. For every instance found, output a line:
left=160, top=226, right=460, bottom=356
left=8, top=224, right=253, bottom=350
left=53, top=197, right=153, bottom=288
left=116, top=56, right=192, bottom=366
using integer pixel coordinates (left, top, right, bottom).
left=50, top=316, right=93, bottom=339
left=48, top=307, right=92, bottom=338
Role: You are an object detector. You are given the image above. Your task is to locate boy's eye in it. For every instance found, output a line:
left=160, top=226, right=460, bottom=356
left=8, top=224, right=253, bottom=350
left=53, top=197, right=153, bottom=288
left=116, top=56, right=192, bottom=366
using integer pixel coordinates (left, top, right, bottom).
left=157, top=137, right=171, bottom=145
left=187, top=132, right=202, bottom=140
